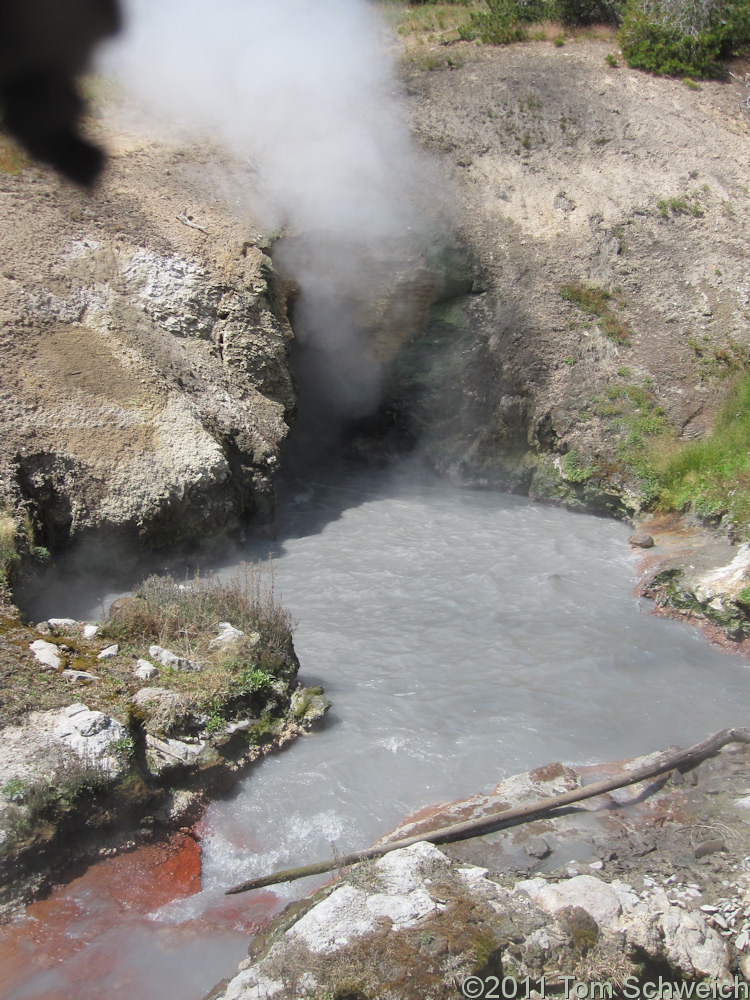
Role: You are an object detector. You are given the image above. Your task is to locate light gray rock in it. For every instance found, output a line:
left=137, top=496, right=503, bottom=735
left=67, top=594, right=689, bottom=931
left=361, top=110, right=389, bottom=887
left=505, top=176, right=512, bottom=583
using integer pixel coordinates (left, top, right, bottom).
left=524, top=835, right=551, bottom=859
left=133, top=659, right=158, bottom=681
left=213, top=840, right=737, bottom=1000
left=28, top=639, right=62, bottom=671
left=47, top=618, right=79, bottom=630
left=82, top=624, right=99, bottom=640
left=97, top=644, right=119, bottom=660
left=148, top=644, right=201, bottom=672
left=287, top=842, right=447, bottom=955
left=62, top=669, right=98, bottom=683
left=209, top=622, right=245, bottom=650
left=52, top=703, right=128, bottom=778
left=625, top=889, right=730, bottom=980
left=144, top=734, right=210, bottom=776
left=517, top=873, right=633, bottom=926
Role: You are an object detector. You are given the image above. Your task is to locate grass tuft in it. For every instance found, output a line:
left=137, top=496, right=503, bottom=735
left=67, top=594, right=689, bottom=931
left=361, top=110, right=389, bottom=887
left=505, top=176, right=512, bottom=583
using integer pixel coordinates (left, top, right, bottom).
left=653, top=374, right=750, bottom=533
left=560, top=283, right=631, bottom=344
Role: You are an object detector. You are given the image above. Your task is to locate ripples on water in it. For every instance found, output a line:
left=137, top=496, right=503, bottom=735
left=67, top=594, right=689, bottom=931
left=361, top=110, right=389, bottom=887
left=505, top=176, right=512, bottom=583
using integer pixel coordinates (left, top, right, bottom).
left=9, top=462, right=750, bottom=1000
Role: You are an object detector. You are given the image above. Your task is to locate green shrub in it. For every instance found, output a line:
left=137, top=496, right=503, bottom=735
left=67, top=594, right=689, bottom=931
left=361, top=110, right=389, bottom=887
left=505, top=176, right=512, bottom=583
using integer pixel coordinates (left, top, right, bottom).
left=620, top=0, right=750, bottom=78
left=557, top=0, right=625, bottom=24
left=653, top=373, right=750, bottom=533
left=560, top=283, right=631, bottom=343
left=459, top=0, right=528, bottom=42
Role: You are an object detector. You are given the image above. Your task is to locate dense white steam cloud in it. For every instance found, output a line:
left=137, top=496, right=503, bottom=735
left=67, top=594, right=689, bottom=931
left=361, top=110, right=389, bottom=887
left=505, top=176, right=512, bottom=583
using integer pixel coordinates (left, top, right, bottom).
left=102, top=0, right=431, bottom=433
left=106, top=0, right=420, bottom=239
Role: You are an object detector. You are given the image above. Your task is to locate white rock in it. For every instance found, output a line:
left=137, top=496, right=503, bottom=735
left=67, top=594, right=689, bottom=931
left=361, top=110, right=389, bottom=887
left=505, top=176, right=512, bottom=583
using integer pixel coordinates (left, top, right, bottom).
left=29, top=639, right=62, bottom=671
left=145, top=734, right=207, bottom=774
left=516, top=874, right=633, bottom=927
left=82, top=624, right=99, bottom=640
left=366, top=888, right=436, bottom=927
left=225, top=719, right=253, bottom=734
left=458, top=866, right=489, bottom=880
left=694, top=544, right=750, bottom=603
left=97, top=644, right=119, bottom=660
left=286, top=842, right=448, bottom=955
left=53, top=705, right=128, bottom=777
left=62, top=669, right=98, bottom=683
left=222, top=969, right=283, bottom=1000
left=149, top=644, right=201, bottom=672
left=134, top=660, right=158, bottom=681
left=375, top=841, right=449, bottom=894
left=209, top=622, right=245, bottom=650
left=47, top=618, right=79, bottom=630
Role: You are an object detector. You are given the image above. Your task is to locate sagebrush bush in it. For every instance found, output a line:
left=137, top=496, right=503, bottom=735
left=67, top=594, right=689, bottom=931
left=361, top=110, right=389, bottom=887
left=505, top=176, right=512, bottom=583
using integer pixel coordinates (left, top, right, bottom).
left=102, top=562, right=293, bottom=657
left=620, top=0, right=750, bottom=77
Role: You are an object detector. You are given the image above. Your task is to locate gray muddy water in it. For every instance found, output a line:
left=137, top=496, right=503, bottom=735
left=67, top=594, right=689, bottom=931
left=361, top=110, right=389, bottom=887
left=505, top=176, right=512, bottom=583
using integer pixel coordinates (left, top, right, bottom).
left=8, top=462, right=750, bottom=1000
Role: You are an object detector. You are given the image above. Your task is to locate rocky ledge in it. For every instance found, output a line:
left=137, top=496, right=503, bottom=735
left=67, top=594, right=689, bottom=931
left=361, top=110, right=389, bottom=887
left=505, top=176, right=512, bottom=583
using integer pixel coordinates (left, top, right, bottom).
left=209, top=739, right=750, bottom=999
left=0, top=115, right=296, bottom=563
left=0, top=577, right=330, bottom=919
left=630, top=514, right=750, bottom=652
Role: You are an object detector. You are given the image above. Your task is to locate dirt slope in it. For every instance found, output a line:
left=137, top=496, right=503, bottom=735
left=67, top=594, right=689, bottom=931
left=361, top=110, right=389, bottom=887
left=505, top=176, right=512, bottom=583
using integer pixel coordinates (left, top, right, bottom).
left=389, top=38, right=750, bottom=511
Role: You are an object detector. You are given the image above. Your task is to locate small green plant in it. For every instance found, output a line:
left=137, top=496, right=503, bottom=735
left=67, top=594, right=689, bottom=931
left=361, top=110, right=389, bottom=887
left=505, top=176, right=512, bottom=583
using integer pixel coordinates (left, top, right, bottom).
left=657, top=194, right=704, bottom=219
left=562, top=451, right=596, bottom=482
left=110, top=735, right=136, bottom=759
left=2, top=777, right=27, bottom=803
left=653, top=373, right=750, bottom=534
left=238, top=667, right=274, bottom=695
left=0, top=512, right=17, bottom=583
left=560, top=283, right=631, bottom=343
left=204, top=707, right=226, bottom=735
left=605, top=52, right=619, bottom=66
left=683, top=76, right=701, bottom=89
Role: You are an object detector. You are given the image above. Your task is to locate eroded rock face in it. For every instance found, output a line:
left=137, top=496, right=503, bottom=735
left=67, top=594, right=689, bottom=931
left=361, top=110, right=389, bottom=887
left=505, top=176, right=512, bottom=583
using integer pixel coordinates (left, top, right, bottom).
left=380, top=41, right=750, bottom=515
left=0, top=123, right=295, bottom=556
left=213, top=842, right=733, bottom=1000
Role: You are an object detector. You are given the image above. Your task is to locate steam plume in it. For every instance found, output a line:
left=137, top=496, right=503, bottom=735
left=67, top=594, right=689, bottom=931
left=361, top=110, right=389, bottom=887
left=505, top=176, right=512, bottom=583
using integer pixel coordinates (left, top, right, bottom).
left=102, top=0, right=430, bottom=442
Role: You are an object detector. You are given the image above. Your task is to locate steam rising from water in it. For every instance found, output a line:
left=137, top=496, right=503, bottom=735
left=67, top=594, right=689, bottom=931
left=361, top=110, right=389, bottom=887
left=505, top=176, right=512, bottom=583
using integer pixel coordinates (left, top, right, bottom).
left=103, top=0, right=432, bottom=433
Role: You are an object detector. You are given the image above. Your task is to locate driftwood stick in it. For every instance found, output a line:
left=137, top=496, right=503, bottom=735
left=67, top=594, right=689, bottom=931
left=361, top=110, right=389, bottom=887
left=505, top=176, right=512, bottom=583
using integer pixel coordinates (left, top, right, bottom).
left=176, top=212, right=208, bottom=234
left=225, top=727, right=750, bottom=896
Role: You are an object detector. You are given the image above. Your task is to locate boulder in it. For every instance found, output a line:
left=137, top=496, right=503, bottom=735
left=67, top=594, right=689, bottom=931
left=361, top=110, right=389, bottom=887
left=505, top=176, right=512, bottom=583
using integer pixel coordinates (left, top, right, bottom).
left=28, top=639, right=62, bottom=671
left=209, top=622, right=246, bottom=650
left=52, top=703, right=128, bottom=778
left=629, top=531, right=655, bottom=548
left=133, top=659, right=158, bottom=681
left=144, top=734, right=213, bottom=777
left=290, top=686, right=331, bottom=725
left=62, top=669, right=98, bottom=683
left=148, top=644, right=201, bottom=672
left=46, top=618, right=80, bottom=630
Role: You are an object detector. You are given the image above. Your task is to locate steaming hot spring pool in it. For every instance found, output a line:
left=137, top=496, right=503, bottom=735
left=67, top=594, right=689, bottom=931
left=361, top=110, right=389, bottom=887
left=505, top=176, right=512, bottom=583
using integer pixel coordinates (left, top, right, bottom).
left=4, top=461, right=750, bottom=1000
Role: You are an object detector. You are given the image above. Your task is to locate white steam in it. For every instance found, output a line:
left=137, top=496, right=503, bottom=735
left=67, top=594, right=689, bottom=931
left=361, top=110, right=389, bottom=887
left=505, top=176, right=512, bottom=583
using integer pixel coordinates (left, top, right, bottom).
left=102, top=1, right=432, bottom=433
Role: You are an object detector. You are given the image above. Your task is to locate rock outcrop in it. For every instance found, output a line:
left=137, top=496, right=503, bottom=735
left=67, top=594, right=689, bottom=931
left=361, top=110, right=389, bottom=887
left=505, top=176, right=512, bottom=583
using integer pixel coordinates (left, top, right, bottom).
left=377, top=40, right=750, bottom=518
left=211, top=741, right=750, bottom=999
left=0, top=115, right=295, bottom=558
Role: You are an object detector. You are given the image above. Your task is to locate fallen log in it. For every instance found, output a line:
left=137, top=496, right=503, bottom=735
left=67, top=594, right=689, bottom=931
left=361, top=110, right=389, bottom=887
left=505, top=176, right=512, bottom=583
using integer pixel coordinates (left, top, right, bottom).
left=225, top=726, right=750, bottom=896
